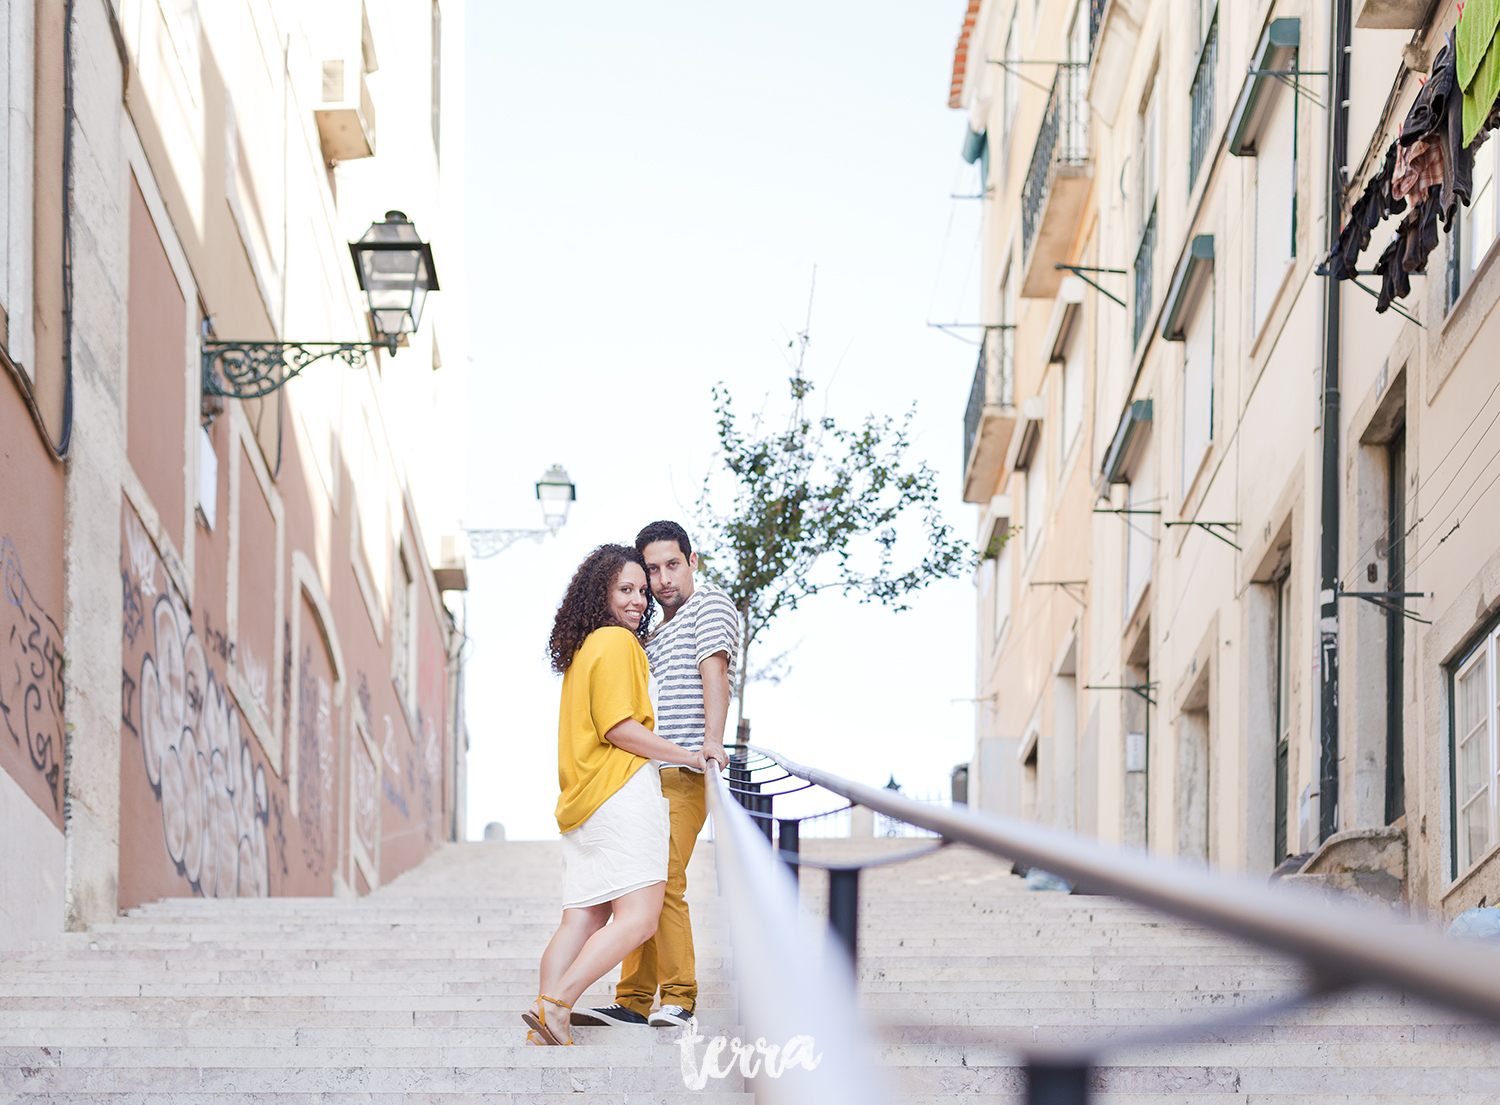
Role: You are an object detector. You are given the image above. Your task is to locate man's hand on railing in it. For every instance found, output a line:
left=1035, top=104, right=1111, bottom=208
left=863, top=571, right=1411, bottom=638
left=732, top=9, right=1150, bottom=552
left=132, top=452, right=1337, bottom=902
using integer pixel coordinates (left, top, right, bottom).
left=701, top=740, right=729, bottom=771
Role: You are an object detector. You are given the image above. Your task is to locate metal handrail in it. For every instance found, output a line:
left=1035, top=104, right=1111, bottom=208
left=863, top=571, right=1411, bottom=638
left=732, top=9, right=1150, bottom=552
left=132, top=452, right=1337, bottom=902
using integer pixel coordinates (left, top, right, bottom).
left=703, top=761, right=888, bottom=1104
left=745, top=742, right=1500, bottom=1025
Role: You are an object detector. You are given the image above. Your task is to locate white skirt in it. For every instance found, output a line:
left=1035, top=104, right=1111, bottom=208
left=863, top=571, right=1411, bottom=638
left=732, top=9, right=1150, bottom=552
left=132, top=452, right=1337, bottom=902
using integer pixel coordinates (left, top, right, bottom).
left=561, top=762, right=669, bottom=909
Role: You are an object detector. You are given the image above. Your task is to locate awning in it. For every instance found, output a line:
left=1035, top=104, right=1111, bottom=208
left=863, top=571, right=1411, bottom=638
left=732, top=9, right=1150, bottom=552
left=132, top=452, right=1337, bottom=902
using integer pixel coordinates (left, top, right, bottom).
left=1160, top=235, right=1215, bottom=341
left=1228, top=19, right=1301, bottom=156
left=1102, top=399, right=1153, bottom=484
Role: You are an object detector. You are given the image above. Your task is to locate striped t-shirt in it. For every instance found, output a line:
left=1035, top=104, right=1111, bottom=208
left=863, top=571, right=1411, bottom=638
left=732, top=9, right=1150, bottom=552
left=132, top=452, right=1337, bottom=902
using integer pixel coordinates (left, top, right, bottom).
left=644, top=581, right=739, bottom=763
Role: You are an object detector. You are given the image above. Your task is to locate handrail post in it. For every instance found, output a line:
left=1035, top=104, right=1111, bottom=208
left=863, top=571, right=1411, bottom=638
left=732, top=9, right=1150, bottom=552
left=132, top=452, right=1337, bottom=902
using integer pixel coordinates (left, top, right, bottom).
left=1026, top=1060, right=1091, bottom=1104
left=829, top=867, right=859, bottom=965
left=778, top=817, right=800, bottom=879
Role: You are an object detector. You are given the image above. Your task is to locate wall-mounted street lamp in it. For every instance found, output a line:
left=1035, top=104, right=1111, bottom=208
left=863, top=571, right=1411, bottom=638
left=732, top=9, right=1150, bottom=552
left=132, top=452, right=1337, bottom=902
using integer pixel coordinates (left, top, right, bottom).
left=202, top=211, right=439, bottom=402
left=466, top=465, right=577, bottom=558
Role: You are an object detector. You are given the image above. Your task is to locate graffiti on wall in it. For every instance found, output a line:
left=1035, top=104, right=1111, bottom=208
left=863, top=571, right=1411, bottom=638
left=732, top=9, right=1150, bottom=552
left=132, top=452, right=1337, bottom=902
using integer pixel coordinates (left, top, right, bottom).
left=296, top=643, right=333, bottom=875
left=123, top=510, right=270, bottom=898
left=0, top=537, right=64, bottom=811
left=353, top=736, right=378, bottom=856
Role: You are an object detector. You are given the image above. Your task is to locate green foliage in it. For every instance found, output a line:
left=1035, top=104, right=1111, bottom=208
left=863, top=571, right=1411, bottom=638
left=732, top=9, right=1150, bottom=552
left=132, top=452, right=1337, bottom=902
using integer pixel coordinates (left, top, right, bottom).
left=693, top=375, right=975, bottom=717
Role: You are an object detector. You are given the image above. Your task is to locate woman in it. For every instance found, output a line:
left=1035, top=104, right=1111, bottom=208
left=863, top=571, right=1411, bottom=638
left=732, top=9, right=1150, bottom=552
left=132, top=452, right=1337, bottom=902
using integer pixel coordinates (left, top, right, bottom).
left=524, top=544, right=706, bottom=1046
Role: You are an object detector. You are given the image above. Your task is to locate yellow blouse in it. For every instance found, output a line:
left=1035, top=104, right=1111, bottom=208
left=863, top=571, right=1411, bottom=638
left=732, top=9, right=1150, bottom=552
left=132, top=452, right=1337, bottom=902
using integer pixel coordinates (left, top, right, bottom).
left=554, top=626, right=655, bottom=833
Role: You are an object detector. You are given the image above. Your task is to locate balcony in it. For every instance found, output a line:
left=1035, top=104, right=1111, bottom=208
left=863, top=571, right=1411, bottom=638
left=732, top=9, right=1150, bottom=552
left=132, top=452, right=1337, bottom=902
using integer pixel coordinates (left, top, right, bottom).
left=1133, top=202, right=1157, bottom=347
left=1189, top=18, right=1217, bottom=192
left=962, top=329, right=1017, bottom=504
left=1019, top=67, right=1092, bottom=299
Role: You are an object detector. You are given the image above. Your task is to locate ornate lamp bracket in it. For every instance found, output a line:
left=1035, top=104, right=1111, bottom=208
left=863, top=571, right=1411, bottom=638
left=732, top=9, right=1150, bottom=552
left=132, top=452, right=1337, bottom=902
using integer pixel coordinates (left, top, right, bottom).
left=201, top=338, right=397, bottom=402
left=464, top=528, right=550, bottom=559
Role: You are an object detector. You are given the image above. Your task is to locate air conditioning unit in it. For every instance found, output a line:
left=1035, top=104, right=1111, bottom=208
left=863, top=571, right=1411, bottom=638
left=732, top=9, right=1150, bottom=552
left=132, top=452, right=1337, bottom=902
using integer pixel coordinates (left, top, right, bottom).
left=315, top=55, right=376, bottom=162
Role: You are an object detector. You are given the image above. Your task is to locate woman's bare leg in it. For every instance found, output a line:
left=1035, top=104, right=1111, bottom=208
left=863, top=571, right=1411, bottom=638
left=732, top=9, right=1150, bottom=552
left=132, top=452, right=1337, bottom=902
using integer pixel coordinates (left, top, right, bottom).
left=551, top=882, right=666, bottom=1013
left=532, top=903, right=610, bottom=1044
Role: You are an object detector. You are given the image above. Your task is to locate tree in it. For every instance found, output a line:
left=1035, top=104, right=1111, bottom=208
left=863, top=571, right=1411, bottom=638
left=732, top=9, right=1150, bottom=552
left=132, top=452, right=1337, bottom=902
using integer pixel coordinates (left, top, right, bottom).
left=693, top=371, right=975, bottom=727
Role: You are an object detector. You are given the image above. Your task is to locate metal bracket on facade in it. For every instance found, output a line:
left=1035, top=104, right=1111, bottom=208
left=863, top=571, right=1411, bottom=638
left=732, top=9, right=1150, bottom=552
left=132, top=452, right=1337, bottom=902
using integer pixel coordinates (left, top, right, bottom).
left=1163, top=520, right=1242, bottom=550
left=1246, top=67, right=1329, bottom=110
left=926, top=321, right=1016, bottom=343
left=1337, top=589, right=1433, bottom=624
left=1084, top=682, right=1158, bottom=706
left=202, top=339, right=393, bottom=402
left=1029, top=579, right=1088, bottom=603
left=985, top=58, right=1086, bottom=94
left=1054, top=263, right=1128, bottom=307
left=1345, top=277, right=1426, bottom=329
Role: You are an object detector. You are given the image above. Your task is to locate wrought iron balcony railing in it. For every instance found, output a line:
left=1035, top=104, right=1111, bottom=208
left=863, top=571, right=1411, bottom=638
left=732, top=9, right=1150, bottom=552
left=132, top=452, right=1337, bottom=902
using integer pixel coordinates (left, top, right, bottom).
left=962, top=327, right=1014, bottom=469
left=1133, top=202, right=1158, bottom=347
left=1189, top=18, right=1218, bottom=191
left=1021, top=66, right=1090, bottom=265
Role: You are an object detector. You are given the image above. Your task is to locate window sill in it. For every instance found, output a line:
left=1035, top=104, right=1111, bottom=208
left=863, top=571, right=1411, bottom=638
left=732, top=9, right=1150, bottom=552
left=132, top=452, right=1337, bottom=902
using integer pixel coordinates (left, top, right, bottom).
left=1442, top=841, right=1500, bottom=903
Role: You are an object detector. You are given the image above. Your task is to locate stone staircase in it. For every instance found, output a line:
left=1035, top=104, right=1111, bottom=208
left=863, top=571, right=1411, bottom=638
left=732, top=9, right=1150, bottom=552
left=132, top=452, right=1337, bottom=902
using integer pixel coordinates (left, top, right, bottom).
left=0, top=841, right=747, bottom=1103
left=2, top=833, right=1496, bottom=1102
left=797, top=837, right=1500, bottom=1103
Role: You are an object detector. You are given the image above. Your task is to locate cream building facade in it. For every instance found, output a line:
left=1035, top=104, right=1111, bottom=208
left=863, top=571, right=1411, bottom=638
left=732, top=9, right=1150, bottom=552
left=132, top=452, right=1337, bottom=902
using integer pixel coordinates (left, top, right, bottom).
left=0, top=0, right=469, bottom=948
left=955, top=0, right=1500, bottom=917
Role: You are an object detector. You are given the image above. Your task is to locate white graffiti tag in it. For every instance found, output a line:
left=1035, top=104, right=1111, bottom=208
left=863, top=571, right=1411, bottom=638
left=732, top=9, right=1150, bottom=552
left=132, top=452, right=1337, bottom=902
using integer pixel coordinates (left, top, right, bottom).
left=138, top=590, right=270, bottom=897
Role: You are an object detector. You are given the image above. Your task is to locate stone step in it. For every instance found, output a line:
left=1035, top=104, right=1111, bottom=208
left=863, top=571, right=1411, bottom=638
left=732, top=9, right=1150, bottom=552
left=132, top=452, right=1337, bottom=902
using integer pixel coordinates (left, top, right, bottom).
left=0, top=1093, right=750, bottom=1104
left=0, top=1024, right=745, bottom=1047
left=874, top=1063, right=1499, bottom=1094
left=0, top=1062, right=746, bottom=1092
left=0, top=995, right=741, bottom=1015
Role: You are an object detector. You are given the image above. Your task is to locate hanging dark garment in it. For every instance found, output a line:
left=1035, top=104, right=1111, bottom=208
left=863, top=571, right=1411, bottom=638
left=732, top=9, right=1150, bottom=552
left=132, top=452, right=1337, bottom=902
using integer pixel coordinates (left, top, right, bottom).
left=1373, top=237, right=1410, bottom=311
left=1402, top=185, right=1444, bottom=273
left=1402, top=38, right=1457, bottom=145
left=1318, top=143, right=1407, bottom=280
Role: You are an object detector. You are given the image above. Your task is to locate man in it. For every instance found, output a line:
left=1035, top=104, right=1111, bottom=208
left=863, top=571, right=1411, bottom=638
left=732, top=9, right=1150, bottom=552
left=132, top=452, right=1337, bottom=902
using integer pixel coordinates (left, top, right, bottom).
left=572, top=520, right=735, bottom=1029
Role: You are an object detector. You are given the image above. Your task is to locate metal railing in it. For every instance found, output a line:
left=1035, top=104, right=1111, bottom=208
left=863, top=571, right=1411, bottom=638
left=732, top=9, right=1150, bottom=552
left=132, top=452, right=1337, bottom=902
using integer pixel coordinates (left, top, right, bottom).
left=710, top=742, right=1500, bottom=1104
left=961, top=326, right=1013, bottom=470
left=1189, top=17, right=1217, bottom=191
left=1133, top=202, right=1157, bottom=346
left=704, top=759, right=890, bottom=1105
left=1021, top=65, right=1089, bottom=263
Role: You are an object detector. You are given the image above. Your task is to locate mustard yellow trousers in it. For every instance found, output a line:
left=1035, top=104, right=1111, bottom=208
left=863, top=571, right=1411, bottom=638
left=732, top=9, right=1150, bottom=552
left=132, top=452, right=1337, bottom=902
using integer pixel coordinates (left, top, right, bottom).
left=616, top=767, right=705, bottom=1016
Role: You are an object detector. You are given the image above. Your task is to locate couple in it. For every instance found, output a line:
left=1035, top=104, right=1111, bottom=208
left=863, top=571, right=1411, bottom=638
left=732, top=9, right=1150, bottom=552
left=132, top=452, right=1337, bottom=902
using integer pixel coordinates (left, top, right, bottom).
left=523, top=521, right=736, bottom=1047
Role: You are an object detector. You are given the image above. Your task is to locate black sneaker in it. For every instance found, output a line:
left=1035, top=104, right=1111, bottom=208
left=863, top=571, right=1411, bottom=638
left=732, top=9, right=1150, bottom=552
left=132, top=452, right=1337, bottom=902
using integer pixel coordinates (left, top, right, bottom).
left=570, top=1003, right=650, bottom=1027
left=648, top=1004, right=693, bottom=1027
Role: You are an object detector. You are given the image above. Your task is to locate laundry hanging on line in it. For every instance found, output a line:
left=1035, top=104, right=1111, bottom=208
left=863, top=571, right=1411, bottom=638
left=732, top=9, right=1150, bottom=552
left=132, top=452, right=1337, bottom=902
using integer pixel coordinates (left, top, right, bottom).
left=1318, top=31, right=1495, bottom=312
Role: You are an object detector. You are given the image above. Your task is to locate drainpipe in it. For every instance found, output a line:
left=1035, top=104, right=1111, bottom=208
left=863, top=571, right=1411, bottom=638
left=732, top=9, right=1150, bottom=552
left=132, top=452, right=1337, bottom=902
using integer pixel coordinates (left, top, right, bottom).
left=1319, top=0, right=1352, bottom=844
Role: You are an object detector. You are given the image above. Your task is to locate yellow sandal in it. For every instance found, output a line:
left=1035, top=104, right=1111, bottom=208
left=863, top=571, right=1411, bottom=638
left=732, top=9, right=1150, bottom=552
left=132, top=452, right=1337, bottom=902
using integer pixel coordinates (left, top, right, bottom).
left=521, top=993, right=574, bottom=1045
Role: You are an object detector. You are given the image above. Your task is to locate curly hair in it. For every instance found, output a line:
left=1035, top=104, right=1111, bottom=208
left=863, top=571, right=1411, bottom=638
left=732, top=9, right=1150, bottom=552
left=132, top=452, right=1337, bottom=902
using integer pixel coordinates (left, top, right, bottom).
left=548, top=544, right=654, bottom=674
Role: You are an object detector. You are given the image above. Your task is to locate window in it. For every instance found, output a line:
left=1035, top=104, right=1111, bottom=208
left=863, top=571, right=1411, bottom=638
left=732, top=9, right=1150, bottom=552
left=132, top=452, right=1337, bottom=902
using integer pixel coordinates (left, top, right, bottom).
left=1386, top=429, right=1407, bottom=824
left=1454, top=138, right=1499, bottom=300
left=1025, top=446, right=1047, bottom=555
left=1137, top=78, right=1160, bottom=235
left=1124, top=466, right=1153, bottom=617
left=1002, top=10, right=1020, bottom=153
left=993, top=536, right=1013, bottom=643
left=1454, top=632, right=1496, bottom=874
left=1274, top=570, right=1292, bottom=863
left=1180, top=283, right=1214, bottom=495
left=1253, top=83, right=1297, bottom=332
left=1059, top=318, right=1084, bottom=468
left=999, top=264, right=1016, bottom=396
left=391, top=548, right=418, bottom=711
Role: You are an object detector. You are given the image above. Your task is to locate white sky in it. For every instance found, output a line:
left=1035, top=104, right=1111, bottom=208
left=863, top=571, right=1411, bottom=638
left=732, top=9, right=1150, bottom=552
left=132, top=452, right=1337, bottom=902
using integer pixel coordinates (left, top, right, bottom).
left=461, top=0, right=985, bottom=840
